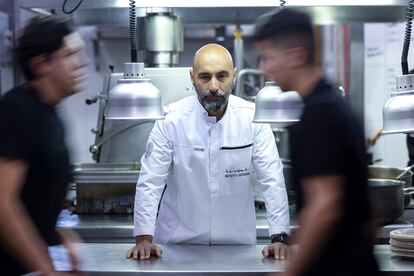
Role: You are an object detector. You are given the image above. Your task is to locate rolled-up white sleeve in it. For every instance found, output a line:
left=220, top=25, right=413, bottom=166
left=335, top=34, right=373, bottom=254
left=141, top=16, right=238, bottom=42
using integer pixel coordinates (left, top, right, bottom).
left=134, top=120, right=173, bottom=237
left=252, top=123, right=290, bottom=236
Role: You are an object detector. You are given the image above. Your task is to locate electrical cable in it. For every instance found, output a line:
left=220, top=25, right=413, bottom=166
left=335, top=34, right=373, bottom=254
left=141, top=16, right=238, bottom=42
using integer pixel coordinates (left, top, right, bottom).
left=129, top=0, right=138, bottom=62
left=402, top=0, right=414, bottom=75
left=62, top=0, right=83, bottom=14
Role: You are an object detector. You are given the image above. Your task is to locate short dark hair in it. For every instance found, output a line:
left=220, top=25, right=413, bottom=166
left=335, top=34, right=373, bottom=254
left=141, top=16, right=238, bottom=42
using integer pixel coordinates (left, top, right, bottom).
left=253, top=8, right=315, bottom=64
left=15, top=16, right=74, bottom=81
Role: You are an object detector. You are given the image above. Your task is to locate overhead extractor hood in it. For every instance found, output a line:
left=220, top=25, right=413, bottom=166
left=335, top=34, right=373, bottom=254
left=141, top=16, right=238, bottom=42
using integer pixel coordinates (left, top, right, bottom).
left=20, top=0, right=411, bottom=25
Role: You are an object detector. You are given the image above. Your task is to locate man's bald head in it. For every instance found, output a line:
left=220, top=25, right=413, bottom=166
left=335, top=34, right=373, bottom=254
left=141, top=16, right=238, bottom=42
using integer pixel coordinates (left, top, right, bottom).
left=192, top=43, right=234, bottom=73
left=190, top=44, right=236, bottom=119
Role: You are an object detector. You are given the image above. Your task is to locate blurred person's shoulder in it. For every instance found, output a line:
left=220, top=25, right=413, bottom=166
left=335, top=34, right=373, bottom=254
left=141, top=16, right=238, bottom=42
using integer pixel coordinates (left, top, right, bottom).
left=1, top=84, right=35, bottom=104
left=304, top=79, right=348, bottom=119
left=0, top=85, right=40, bottom=117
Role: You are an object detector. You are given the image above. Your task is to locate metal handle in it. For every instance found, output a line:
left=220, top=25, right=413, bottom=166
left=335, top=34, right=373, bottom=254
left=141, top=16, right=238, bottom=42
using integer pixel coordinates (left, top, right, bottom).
left=396, top=164, right=414, bottom=180
left=234, top=68, right=265, bottom=97
left=89, top=120, right=152, bottom=153
left=85, top=93, right=106, bottom=105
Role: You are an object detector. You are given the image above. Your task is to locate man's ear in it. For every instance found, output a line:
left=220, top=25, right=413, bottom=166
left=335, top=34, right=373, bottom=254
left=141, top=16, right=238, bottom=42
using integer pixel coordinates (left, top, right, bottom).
left=233, top=67, right=237, bottom=85
left=190, top=68, right=195, bottom=84
left=29, top=54, right=49, bottom=78
left=285, top=46, right=308, bottom=68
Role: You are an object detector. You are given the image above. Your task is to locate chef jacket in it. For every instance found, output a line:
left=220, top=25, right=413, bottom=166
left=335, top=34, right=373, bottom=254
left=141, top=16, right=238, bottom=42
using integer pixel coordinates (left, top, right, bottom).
left=134, top=94, right=289, bottom=244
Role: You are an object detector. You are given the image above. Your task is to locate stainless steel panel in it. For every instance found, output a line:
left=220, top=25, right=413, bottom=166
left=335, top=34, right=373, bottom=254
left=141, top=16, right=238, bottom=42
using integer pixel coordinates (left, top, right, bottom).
left=50, top=242, right=414, bottom=274
left=71, top=7, right=407, bottom=25
left=59, top=243, right=287, bottom=274
left=138, top=13, right=183, bottom=67
left=19, top=0, right=414, bottom=9
left=138, top=14, right=183, bottom=52
left=57, top=209, right=414, bottom=242
left=19, top=2, right=410, bottom=25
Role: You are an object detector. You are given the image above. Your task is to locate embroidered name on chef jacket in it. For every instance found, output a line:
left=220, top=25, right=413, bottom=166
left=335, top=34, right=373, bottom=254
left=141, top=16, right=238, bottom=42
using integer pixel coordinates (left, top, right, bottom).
left=225, top=168, right=251, bottom=178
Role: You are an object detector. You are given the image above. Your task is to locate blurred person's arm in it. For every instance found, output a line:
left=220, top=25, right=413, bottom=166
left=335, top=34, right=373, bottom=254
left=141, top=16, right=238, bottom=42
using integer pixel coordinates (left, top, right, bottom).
left=56, top=229, right=82, bottom=272
left=285, top=175, right=344, bottom=276
left=367, top=128, right=382, bottom=148
left=0, top=158, right=57, bottom=275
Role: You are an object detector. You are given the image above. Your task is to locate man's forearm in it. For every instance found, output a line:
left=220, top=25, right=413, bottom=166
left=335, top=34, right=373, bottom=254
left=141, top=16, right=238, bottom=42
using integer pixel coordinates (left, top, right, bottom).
left=287, top=204, right=341, bottom=275
left=0, top=199, right=55, bottom=274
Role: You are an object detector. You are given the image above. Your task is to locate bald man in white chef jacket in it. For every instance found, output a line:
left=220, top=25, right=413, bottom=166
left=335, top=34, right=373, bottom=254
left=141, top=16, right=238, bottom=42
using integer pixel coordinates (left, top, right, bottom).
left=126, top=43, right=290, bottom=261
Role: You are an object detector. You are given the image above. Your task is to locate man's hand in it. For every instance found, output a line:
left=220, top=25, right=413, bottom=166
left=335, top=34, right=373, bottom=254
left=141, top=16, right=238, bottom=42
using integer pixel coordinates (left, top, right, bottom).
left=56, top=229, right=83, bottom=274
left=126, top=236, right=162, bottom=260
left=262, top=242, right=290, bottom=260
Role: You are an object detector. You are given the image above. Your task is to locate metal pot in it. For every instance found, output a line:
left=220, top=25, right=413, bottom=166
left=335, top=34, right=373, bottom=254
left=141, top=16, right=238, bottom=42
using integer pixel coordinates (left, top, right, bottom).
left=368, top=179, right=404, bottom=224
left=368, top=165, right=413, bottom=208
left=368, top=165, right=412, bottom=187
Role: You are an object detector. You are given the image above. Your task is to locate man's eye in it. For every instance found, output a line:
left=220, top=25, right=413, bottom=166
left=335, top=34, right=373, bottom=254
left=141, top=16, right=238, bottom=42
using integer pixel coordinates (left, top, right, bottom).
left=65, top=52, right=77, bottom=58
left=200, top=76, right=210, bottom=80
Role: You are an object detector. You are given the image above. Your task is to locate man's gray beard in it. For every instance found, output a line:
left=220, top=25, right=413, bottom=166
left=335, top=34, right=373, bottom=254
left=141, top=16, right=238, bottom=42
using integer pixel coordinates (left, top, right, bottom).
left=198, top=91, right=230, bottom=113
left=203, top=98, right=226, bottom=112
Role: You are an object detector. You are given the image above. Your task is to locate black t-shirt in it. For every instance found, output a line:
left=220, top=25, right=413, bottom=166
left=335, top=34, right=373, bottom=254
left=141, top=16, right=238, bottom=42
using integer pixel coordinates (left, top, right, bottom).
left=0, top=85, right=71, bottom=275
left=289, top=78, right=379, bottom=276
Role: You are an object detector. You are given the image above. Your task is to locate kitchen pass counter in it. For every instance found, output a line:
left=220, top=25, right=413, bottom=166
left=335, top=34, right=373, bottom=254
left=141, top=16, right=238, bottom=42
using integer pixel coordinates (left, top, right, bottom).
left=50, top=244, right=414, bottom=275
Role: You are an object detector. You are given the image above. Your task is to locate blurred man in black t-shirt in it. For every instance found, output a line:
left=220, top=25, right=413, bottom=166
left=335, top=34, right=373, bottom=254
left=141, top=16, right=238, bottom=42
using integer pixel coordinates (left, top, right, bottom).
left=0, top=17, right=87, bottom=275
left=254, top=8, right=379, bottom=276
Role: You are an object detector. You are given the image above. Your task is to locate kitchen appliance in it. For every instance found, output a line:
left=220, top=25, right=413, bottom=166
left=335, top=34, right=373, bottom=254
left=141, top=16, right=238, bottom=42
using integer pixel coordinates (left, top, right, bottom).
left=73, top=163, right=140, bottom=214
left=138, top=12, right=183, bottom=67
left=253, top=82, right=303, bottom=127
left=368, top=179, right=405, bottom=225
left=369, top=165, right=413, bottom=208
left=90, top=67, right=193, bottom=163
left=382, top=0, right=414, bottom=134
left=76, top=67, right=193, bottom=213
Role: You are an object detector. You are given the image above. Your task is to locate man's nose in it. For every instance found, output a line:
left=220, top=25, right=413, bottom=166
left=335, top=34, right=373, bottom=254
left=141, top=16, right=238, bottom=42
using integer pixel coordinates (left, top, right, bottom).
left=78, top=51, right=89, bottom=68
left=209, top=78, right=219, bottom=92
left=259, top=59, right=267, bottom=72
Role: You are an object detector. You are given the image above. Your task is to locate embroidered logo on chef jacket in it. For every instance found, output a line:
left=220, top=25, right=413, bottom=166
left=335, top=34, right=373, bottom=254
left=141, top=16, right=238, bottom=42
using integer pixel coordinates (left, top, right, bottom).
left=144, top=142, right=154, bottom=159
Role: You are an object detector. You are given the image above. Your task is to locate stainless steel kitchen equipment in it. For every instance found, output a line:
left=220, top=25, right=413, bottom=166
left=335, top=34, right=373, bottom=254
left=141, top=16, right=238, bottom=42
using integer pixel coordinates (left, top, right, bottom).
left=382, top=1, right=414, bottom=135
left=369, top=165, right=413, bottom=208
left=234, top=68, right=265, bottom=100
left=272, top=127, right=290, bottom=161
left=253, top=82, right=303, bottom=127
left=72, top=162, right=140, bottom=214
left=76, top=67, right=193, bottom=213
left=138, top=12, right=183, bottom=67
left=20, top=1, right=413, bottom=25
left=368, top=179, right=404, bottom=224
left=395, top=164, right=414, bottom=180
left=369, top=165, right=413, bottom=187
left=382, top=74, right=414, bottom=134
left=49, top=243, right=414, bottom=275
left=105, top=63, right=164, bottom=120
left=90, top=67, right=193, bottom=162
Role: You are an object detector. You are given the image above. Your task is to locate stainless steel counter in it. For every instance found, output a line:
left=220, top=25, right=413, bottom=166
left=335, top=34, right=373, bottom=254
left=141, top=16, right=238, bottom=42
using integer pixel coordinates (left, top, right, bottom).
left=57, top=209, right=414, bottom=244
left=54, top=244, right=414, bottom=275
